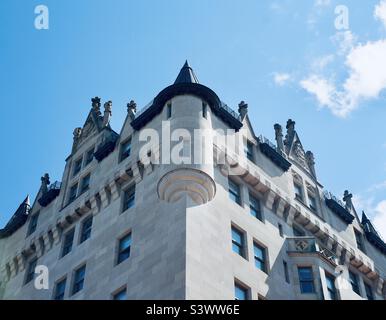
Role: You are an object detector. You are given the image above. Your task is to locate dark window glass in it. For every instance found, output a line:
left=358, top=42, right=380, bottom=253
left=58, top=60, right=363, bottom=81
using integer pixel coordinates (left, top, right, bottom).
left=298, top=267, right=315, bottom=294
left=202, top=102, right=207, bottom=119
left=229, top=180, right=241, bottom=205
left=253, top=243, right=267, bottom=273
left=234, top=282, right=249, bottom=300
left=364, top=283, right=374, bottom=300
left=278, top=224, right=284, bottom=238
left=80, top=216, right=93, bottom=243
left=122, top=185, right=135, bottom=212
left=80, top=174, right=91, bottom=194
left=120, top=139, right=132, bottom=162
left=325, top=272, right=338, bottom=300
left=53, top=278, right=67, bottom=300
left=72, top=265, right=86, bottom=295
left=85, top=148, right=94, bottom=166
left=27, top=212, right=39, bottom=236
left=308, top=194, right=317, bottom=212
left=167, top=103, right=172, bottom=119
left=113, top=288, right=127, bottom=300
left=354, top=230, right=366, bottom=252
left=61, top=229, right=75, bottom=258
left=349, top=271, right=361, bottom=296
left=294, top=183, right=303, bottom=201
left=25, top=258, right=38, bottom=284
left=283, top=261, right=290, bottom=283
left=231, top=227, right=245, bottom=258
left=245, top=141, right=254, bottom=161
left=73, top=158, right=82, bottom=176
left=68, top=184, right=78, bottom=203
left=117, top=233, right=132, bottom=264
left=249, top=194, right=262, bottom=221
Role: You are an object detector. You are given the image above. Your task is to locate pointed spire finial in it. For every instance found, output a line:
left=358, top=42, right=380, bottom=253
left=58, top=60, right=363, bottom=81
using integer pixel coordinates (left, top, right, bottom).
left=174, top=61, right=199, bottom=84
left=23, top=195, right=30, bottom=207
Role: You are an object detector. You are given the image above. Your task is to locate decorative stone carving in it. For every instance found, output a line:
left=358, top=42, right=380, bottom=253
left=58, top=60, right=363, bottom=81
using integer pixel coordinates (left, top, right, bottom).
left=238, top=101, right=248, bottom=120
left=127, top=100, right=137, bottom=120
left=40, top=173, right=50, bottom=194
left=91, top=96, right=101, bottom=116
left=103, top=101, right=112, bottom=127
left=157, top=168, right=216, bottom=205
left=274, top=124, right=284, bottom=152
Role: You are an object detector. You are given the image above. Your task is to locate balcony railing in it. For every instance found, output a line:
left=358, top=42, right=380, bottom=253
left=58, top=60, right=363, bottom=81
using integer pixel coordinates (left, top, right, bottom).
left=219, top=102, right=241, bottom=121
left=287, top=237, right=338, bottom=266
left=323, top=191, right=355, bottom=224
left=38, top=181, right=61, bottom=207
left=258, top=135, right=291, bottom=171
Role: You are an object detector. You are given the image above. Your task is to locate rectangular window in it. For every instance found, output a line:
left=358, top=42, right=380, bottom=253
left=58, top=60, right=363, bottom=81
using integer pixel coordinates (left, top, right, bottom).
left=249, top=193, right=262, bottom=221
left=53, top=278, right=67, bottom=300
left=61, top=229, right=75, bottom=258
left=283, top=261, right=290, bottom=283
left=202, top=102, right=207, bottom=119
left=245, top=141, right=254, bottom=162
left=73, top=158, right=82, bottom=176
left=24, top=258, right=38, bottom=284
left=294, top=183, right=303, bottom=201
left=122, top=185, right=135, bottom=212
left=298, top=267, right=315, bottom=294
left=27, top=212, right=40, bottom=236
left=85, top=148, right=94, bottom=166
left=113, top=287, right=127, bottom=300
left=278, top=223, right=284, bottom=238
left=80, top=174, right=91, bottom=194
left=117, top=233, right=132, bottom=264
left=231, top=226, right=245, bottom=258
left=325, top=272, right=338, bottom=300
left=354, top=230, right=365, bottom=253
left=120, top=138, right=132, bottom=162
left=167, top=103, right=172, bottom=119
left=349, top=271, right=361, bottom=296
left=308, top=194, right=317, bottom=212
left=68, top=183, right=78, bottom=204
left=253, top=242, right=267, bottom=273
left=72, top=265, right=86, bottom=295
left=234, top=282, right=249, bottom=300
left=80, top=215, right=93, bottom=244
left=364, top=282, right=374, bottom=300
left=228, top=179, right=241, bottom=205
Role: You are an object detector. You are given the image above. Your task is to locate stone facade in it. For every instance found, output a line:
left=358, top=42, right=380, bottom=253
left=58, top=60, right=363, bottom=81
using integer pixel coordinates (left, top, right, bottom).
left=0, top=62, right=385, bottom=300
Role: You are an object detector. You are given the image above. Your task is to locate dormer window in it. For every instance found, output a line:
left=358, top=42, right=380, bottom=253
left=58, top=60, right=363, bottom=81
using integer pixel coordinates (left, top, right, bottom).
left=120, top=138, right=131, bottom=162
left=245, top=141, right=254, bottom=162
left=308, top=194, right=317, bottom=212
left=73, top=158, right=83, bottom=177
left=85, top=147, right=94, bottom=166
left=27, top=212, right=40, bottom=236
left=294, top=183, right=304, bottom=202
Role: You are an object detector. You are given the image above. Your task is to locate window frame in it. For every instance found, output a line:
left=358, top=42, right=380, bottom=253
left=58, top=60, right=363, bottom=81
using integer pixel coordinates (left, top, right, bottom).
left=202, top=102, right=208, bottom=119
left=84, top=147, right=95, bottom=166
left=166, top=103, right=172, bottom=119
left=112, top=287, right=127, bottom=300
left=364, top=282, right=374, bottom=300
left=71, top=264, right=86, bottom=296
left=53, top=277, right=67, bottom=300
left=24, top=257, right=38, bottom=285
left=79, top=173, right=91, bottom=194
left=27, top=211, right=40, bottom=236
left=231, top=226, right=246, bottom=258
left=253, top=241, right=268, bottom=273
left=68, top=183, right=78, bottom=204
left=234, top=280, right=250, bottom=300
left=294, top=182, right=304, bottom=202
left=79, top=215, right=93, bottom=244
left=245, top=140, right=254, bottom=162
left=349, top=271, right=361, bottom=296
left=61, top=228, right=75, bottom=258
left=249, top=193, right=262, bottom=221
left=73, top=157, right=83, bottom=177
left=228, top=179, right=242, bottom=206
left=298, top=266, right=315, bottom=294
left=325, top=272, right=338, bottom=300
left=122, top=184, right=136, bottom=213
left=117, top=232, right=132, bottom=265
left=120, top=138, right=132, bottom=162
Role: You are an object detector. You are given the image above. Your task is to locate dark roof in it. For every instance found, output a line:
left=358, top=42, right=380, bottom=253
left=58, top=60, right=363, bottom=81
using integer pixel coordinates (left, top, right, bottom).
left=0, top=196, right=30, bottom=238
left=362, top=211, right=386, bottom=254
left=131, top=62, right=243, bottom=131
left=174, top=60, right=199, bottom=84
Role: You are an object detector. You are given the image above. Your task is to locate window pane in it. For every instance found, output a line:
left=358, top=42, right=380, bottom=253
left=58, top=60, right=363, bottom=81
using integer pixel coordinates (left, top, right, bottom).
left=80, top=216, right=93, bottom=243
left=72, top=265, right=86, bottom=295
left=62, top=229, right=75, bottom=257
left=54, top=278, right=67, bottom=300
left=249, top=194, right=262, bottom=220
left=113, top=288, right=127, bottom=300
left=118, top=234, right=132, bottom=264
left=235, top=284, right=248, bottom=300
left=85, top=149, right=94, bottom=165
left=349, top=271, right=361, bottom=295
left=120, top=139, right=132, bottom=161
left=229, top=180, right=241, bottom=205
left=25, top=258, right=37, bottom=284
left=28, top=212, right=39, bottom=236
left=231, top=227, right=244, bottom=257
left=73, top=158, right=82, bottom=176
left=364, top=283, right=374, bottom=300
left=298, top=267, right=315, bottom=294
left=123, top=186, right=135, bottom=212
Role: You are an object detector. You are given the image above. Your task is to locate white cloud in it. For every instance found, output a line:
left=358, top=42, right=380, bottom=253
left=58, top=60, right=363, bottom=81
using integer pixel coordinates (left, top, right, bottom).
left=301, top=39, right=386, bottom=117
left=367, top=180, right=386, bottom=192
left=311, top=54, right=335, bottom=71
left=273, top=73, right=291, bottom=86
left=375, top=0, right=386, bottom=28
left=331, top=31, right=357, bottom=55
left=315, top=0, right=331, bottom=7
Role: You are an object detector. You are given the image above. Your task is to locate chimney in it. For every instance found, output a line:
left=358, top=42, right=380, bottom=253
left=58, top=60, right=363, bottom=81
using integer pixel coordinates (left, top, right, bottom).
left=238, top=101, right=248, bottom=120
left=274, top=124, right=284, bottom=152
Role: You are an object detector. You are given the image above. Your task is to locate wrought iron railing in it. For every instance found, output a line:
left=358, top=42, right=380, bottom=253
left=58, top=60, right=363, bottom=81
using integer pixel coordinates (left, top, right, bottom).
left=287, top=237, right=337, bottom=265
left=323, top=191, right=345, bottom=208
left=219, top=102, right=241, bottom=121
left=48, top=181, right=61, bottom=191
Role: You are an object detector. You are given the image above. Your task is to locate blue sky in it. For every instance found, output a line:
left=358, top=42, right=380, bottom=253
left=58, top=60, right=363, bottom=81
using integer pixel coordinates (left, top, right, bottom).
left=0, top=0, right=386, bottom=236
